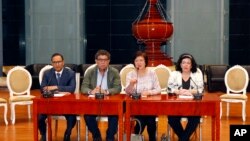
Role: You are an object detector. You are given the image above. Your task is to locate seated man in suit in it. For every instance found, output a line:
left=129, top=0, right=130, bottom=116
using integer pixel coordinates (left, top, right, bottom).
left=81, top=49, right=121, bottom=141
left=39, top=53, right=76, bottom=141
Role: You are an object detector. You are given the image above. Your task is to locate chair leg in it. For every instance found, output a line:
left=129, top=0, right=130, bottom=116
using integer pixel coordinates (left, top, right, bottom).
left=10, top=104, right=12, bottom=121
left=220, top=102, right=222, bottom=119
left=226, top=102, right=229, bottom=117
left=54, top=119, right=58, bottom=137
left=242, top=102, right=246, bottom=122
left=11, top=104, right=15, bottom=124
left=28, top=105, right=31, bottom=119
left=4, top=104, right=8, bottom=125
left=76, top=120, right=80, bottom=141
left=85, top=125, right=88, bottom=141
left=199, top=122, right=202, bottom=141
left=156, top=123, right=158, bottom=140
left=167, top=124, right=171, bottom=141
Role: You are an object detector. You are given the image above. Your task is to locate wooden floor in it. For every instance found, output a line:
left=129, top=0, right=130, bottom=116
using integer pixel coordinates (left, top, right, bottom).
left=0, top=88, right=249, bottom=141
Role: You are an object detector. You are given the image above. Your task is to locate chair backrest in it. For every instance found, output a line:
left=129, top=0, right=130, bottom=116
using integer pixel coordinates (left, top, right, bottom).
left=119, top=64, right=135, bottom=93
left=153, top=64, right=172, bottom=94
left=197, top=67, right=203, bottom=75
left=224, top=65, right=249, bottom=94
left=197, top=67, right=204, bottom=83
left=84, top=64, right=97, bottom=77
left=7, top=66, right=32, bottom=97
left=75, top=72, right=80, bottom=93
left=39, top=65, right=53, bottom=85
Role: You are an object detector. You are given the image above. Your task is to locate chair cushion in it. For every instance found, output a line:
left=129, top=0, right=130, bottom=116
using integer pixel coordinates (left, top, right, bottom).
left=9, top=69, right=31, bottom=93
left=227, top=68, right=247, bottom=91
left=9, top=95, right=35, bottom=102
left=220, top=94, right=248, bottom=100
left=0, top=98, right=7, bottom=103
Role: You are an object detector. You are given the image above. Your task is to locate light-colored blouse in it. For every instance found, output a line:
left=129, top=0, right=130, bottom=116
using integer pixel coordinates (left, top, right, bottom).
left=125, top=69, right=161, bottom=95
left=167, top=70, right=204, bottom=93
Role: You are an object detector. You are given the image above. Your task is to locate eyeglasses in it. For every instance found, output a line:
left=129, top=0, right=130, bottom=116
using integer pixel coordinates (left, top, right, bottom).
left=52, top=61, right=63, bottom=64
left=97, top=58, right=109, bottom=62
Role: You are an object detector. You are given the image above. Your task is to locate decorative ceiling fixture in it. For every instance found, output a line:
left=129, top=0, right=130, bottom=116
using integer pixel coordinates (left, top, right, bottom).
left=132, top=0, right=174, bottom=66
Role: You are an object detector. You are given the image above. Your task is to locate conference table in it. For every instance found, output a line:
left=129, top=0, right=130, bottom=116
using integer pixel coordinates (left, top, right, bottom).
left=125, top=94, right=220, bottom=141
left=33, top=92, right=125, bottom=141
left=33, top=92, right=220, bottom=141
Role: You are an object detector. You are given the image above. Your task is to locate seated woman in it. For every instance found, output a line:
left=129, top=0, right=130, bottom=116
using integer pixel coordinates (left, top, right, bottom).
left=125, top=51, right=161, bottom=141
left=167, top=53, right=204, bottom=141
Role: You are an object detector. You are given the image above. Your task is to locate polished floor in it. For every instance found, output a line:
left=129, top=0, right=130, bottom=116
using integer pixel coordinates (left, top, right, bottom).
left=0, top=88, right=249, bottom=141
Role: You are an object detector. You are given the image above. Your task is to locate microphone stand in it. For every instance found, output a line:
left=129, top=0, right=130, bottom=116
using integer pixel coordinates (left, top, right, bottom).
left=95, top=70, right=105, bottom=99
left=43, top=89, right=54, bottom=98
left=190, top=77, right=203, bottom=100
left=42, top=72, right=54, bottom=98
left=132, top=68, right=141, bottom=100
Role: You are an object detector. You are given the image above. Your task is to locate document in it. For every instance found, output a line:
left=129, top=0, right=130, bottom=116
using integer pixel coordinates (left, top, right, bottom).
left=178, top=95, right=194, bottom=99
left=53, top=92, right=69, bottom=97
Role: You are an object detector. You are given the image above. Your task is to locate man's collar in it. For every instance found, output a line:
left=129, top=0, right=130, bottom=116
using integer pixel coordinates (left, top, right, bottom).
left=55, top=68, right=64, bottom=75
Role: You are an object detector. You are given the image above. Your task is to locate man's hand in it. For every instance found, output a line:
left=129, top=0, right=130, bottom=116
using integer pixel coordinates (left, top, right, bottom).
left=43, top=86, right=58, bottom=91
left=90, top=86, right=109, bottom=95
left=90, top=86, right=101, bottom=95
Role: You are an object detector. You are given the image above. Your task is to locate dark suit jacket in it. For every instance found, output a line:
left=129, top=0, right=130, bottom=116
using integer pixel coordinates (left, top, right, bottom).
left=40, top=67, right=76, bottom=92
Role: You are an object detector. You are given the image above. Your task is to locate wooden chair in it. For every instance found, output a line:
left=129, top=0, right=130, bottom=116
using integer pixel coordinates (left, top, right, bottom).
left=119, top=64, right=135, bottom=94
left=152, top=64, right=172, bottom=94
left=220, top=65, right=249, bottom=121
left=7, top=66, right=35, bottom=124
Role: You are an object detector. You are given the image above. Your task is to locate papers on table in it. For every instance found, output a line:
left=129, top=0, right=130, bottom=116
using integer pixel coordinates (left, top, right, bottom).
left=178, top=95, right=194, bottom=99
left=53, top=92, right=69, bottom=97
left=88, top=94, right=95, bottom=98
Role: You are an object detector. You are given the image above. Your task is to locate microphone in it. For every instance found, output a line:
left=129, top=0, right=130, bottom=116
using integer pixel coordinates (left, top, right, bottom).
left=167, top=86, right=179, bottom=96
left=95, top=69, right=105, bottom=99
left=190, top=77, right=203, bottom=100
left=42, top=70, right=54, bottom=98
left=132, top=67, right=141, bottom=100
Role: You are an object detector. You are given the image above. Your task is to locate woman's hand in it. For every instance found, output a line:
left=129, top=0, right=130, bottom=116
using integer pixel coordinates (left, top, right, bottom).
left=129, top=78, right=137, bottom=86
left=179, top=89, right=192, bottom=96
left=141, top=90, right=151, bottom=96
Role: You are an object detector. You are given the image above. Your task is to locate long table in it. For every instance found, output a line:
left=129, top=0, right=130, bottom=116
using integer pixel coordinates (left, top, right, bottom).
left=125, top=94, right=220, bottom=141
left=33, top=93, right=220, bottom=141
left=33, top=93, right=125, bottom=141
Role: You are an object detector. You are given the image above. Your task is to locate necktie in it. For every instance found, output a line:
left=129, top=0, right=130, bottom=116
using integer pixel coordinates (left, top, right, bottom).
left=56, top=73, right=61, bottom=84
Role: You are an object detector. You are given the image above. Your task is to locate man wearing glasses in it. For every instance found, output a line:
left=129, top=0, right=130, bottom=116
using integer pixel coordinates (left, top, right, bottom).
left=39, top=53, right=76, bottom=141
left=81, top=49, right=121, bottom=141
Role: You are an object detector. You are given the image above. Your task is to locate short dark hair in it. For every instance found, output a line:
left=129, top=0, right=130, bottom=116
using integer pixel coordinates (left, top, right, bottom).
left=133, top=51, right=148, bottom=67
left=175, top=53, right=197, bottom=73
left=51, top=53, right=64, bottom=61
left=95, top=49, right=111, bottom=60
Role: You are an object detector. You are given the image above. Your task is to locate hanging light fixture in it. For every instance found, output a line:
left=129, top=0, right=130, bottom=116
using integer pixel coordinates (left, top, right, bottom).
left=132, top=0, right=174, bottom=66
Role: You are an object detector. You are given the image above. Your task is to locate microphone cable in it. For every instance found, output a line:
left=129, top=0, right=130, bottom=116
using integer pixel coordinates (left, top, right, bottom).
left=97, top=98, right=102, bottom=124
left=135, top=68, right=139, bottom=95
left=97, top=69, right=106, bottom=124
left=132, top=68, right=141, bottom=99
